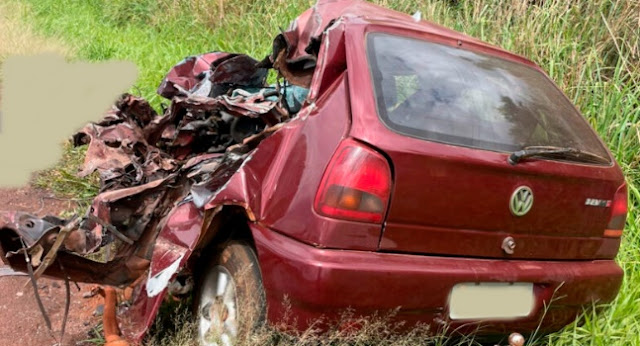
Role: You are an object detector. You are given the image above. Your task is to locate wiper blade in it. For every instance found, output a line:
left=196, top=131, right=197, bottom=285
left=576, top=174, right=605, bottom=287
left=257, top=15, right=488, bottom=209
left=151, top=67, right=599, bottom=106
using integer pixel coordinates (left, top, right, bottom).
left=508, top=146, right=610, bottom=165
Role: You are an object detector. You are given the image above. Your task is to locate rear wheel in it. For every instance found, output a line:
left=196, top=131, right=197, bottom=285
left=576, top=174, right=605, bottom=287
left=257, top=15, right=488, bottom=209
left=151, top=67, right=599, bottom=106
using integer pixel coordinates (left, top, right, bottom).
left=195, top=241, right=266, bottom=346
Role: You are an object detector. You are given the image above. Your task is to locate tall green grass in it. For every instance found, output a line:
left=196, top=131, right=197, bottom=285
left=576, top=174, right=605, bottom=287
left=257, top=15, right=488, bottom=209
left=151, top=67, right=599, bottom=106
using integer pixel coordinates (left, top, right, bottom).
left=10, top=0, right=313, bottom=108
left=9, top=0, right=640, bottom=344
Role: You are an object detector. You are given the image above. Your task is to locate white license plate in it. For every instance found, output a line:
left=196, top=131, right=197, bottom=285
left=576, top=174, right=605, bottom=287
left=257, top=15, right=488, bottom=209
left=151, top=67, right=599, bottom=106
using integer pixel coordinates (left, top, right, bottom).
left=448, top=282, right=535, bottom=320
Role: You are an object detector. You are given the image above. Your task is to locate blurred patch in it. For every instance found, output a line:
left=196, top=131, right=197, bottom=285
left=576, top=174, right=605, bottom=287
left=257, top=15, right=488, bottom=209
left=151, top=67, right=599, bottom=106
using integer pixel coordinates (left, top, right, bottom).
left=0, top=53, right=137, bottom=186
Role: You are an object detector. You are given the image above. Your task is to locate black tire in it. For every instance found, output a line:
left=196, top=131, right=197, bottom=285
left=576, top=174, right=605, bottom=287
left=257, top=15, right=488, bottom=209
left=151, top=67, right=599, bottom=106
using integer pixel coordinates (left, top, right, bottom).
left=195, top=241, right=266, bottom=345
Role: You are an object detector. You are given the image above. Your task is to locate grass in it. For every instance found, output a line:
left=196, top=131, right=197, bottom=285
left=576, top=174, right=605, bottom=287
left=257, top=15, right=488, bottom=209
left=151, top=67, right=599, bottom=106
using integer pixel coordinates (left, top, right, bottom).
left=3, top=0, right=639, bottom=345
left=143, top=297, right=479, bottom=346
left=4, top=0, right=313, bottom=108
left=0, top=1, right=72, bottom=72
left=33, top=141, right=99, bottom=213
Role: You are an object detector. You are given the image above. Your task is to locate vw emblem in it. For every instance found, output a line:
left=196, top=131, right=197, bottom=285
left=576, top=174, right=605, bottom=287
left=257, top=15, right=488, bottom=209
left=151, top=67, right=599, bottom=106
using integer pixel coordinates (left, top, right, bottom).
left=510, top=186, right=533, bottom=216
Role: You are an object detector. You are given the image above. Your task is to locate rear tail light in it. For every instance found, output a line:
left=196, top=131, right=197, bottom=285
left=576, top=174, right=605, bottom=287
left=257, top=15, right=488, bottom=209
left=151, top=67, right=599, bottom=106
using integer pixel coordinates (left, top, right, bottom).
left=314, top=139, right=392, bottom=223
left=604, top=183, right=627, bottom=238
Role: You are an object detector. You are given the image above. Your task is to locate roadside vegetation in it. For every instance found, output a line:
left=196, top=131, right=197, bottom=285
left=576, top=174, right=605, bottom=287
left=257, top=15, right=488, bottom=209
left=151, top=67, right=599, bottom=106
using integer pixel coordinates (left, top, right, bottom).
left=0, top=1, right=72, bottom=73
left=3, top=0, right=638, bottom=344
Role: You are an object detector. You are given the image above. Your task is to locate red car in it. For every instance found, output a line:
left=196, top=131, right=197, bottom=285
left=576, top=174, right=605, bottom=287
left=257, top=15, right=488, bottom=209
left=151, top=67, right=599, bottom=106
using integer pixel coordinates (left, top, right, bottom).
left=0, top=0, right=626, bottom=345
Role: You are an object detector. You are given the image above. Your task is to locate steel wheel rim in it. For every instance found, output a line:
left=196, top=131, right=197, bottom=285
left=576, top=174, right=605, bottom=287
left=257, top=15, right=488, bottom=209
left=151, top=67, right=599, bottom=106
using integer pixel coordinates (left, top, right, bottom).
left=198, top=265, right=238, bottom=346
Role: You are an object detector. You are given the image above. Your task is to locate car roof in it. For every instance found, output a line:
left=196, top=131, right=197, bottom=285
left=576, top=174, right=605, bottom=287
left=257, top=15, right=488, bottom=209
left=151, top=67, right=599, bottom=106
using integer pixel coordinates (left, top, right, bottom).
left=285, top=0, right=539, bottom=70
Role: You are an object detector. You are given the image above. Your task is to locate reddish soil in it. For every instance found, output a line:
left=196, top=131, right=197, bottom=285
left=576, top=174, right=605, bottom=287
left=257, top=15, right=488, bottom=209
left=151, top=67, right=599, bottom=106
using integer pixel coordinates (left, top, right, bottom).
left=0, top=186, right=102, bottom=346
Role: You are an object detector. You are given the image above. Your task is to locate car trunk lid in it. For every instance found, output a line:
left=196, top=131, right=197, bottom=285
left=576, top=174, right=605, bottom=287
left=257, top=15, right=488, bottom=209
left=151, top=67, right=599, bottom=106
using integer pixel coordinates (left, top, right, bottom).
left=375, top=145, right=623, bottom=260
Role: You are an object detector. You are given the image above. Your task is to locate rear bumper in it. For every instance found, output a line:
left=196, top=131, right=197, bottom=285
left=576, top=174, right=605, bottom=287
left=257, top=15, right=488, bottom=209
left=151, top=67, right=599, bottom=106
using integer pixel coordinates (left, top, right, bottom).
left=251, top=224, right=623, bottom=335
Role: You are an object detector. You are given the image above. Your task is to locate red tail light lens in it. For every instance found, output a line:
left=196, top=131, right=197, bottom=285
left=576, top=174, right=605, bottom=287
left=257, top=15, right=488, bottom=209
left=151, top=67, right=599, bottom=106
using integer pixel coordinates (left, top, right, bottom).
left=604, top=183, right=627, bottom=238
left=314, top=139, right=392, bottom=223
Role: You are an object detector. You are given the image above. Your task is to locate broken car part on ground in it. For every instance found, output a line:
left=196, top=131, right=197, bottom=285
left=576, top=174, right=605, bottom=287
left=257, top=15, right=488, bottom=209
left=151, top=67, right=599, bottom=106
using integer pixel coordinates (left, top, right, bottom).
left=0, top=0, right=627, bottom=345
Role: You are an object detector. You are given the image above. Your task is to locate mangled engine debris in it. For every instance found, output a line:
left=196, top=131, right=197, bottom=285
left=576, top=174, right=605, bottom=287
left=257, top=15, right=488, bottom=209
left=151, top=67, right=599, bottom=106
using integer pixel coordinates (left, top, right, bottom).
left=0, top=52, right=309, bottom=286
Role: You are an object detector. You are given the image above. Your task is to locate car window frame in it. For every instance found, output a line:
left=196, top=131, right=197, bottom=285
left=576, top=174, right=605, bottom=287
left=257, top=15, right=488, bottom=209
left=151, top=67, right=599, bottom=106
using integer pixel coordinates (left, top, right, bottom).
left=364, top=31, right=613, bottom=165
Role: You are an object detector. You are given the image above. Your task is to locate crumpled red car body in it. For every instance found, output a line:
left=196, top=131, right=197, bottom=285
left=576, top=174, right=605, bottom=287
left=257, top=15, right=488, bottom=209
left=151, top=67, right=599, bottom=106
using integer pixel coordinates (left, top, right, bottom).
left=0, top=0, right=625, bottom=343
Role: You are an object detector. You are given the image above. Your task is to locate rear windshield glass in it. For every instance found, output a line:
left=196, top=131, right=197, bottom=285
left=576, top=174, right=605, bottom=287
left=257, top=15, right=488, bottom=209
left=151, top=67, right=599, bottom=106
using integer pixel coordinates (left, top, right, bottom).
left=366, top=33, right=610, bottom=162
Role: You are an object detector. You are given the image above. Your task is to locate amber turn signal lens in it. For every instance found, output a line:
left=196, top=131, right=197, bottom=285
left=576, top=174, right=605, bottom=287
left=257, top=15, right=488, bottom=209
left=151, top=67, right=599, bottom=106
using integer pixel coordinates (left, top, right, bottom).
left=338, top=189, right=361, bottom=210
left=604, top=229, right=623, bottom=238
left=324, top=185, right=385, bottom=213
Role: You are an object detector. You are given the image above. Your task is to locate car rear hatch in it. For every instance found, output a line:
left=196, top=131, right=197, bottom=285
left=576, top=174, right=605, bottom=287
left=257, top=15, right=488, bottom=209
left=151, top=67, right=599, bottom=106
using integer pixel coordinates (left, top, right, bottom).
left=361, top=33, right=626, bottom=260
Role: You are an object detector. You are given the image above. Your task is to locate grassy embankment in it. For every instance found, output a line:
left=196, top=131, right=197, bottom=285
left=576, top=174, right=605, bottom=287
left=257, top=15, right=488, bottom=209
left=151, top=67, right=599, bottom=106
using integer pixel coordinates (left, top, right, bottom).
left=0, top=2, right=72, bottom=71
left=6, top=0, right=639, bottom=345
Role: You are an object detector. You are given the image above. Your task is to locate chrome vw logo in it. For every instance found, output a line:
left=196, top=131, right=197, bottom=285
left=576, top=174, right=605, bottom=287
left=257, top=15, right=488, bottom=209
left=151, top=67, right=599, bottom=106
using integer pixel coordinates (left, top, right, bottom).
left=510, top=186, right=533, bottom=216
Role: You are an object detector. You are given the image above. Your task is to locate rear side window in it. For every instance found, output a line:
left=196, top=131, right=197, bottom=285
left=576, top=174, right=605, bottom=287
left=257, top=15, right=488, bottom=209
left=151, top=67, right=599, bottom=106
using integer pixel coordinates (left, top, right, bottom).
left=366, top=33, right=610, bottom=161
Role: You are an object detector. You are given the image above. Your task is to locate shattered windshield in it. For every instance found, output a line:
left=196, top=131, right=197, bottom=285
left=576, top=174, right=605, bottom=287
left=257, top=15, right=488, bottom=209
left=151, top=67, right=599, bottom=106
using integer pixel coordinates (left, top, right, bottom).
left=366, top=33, right=611, bottom=163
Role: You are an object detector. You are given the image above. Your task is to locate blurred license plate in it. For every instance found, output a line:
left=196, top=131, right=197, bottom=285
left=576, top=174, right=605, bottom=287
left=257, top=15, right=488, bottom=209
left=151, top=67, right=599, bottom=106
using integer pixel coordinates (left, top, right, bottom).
left=449, top=282, right=534, bottom=320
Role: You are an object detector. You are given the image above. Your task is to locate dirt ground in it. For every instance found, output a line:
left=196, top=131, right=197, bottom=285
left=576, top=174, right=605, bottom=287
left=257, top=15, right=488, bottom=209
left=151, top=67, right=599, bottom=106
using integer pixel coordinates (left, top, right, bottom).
left=0, top=186, right=102, bottom=346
